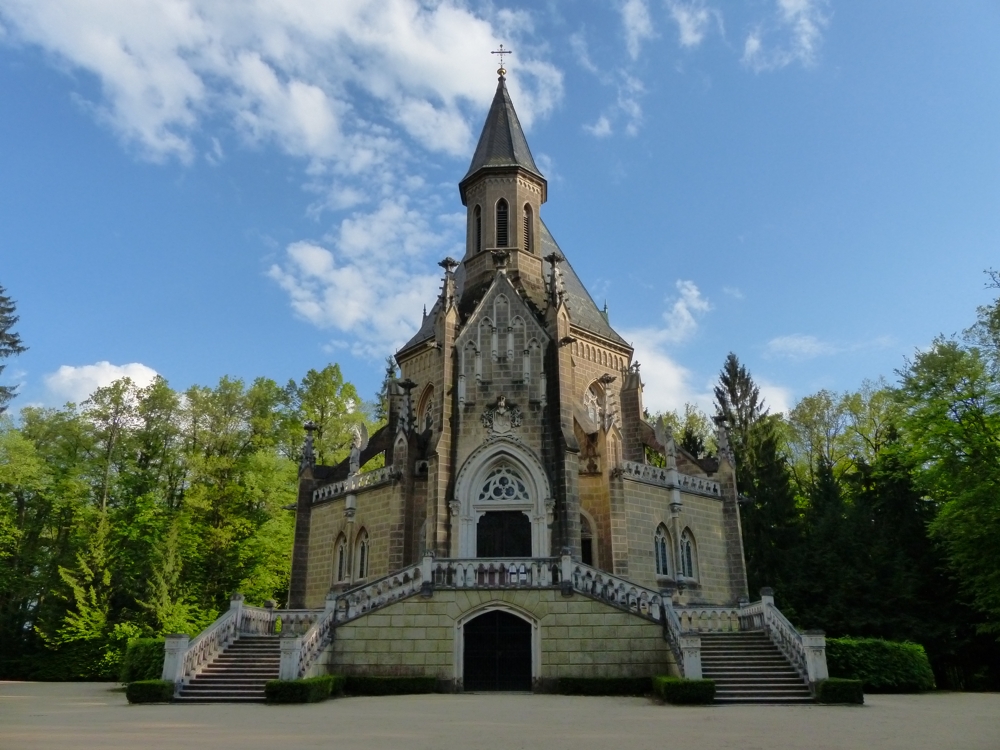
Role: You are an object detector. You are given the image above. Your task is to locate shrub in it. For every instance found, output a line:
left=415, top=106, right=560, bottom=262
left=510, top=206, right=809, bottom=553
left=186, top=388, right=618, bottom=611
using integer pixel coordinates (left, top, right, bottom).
left=126, top=680, right=174, bottom=704
left=345, top=675, right=438, bottom=696
left=556, top=677, right=651, bottom=696
left=265, top=674, right=344, bottom=704
left=120, top=639, right=165, bottom=683
left=826, top=638, right=936, bottom=693
left=816, top=678, right=864, bottom=704
left=652, top=676, right=715, bottom=705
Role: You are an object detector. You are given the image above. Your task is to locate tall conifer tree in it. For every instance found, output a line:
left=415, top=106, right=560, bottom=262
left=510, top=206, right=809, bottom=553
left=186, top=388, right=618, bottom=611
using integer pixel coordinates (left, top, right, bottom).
left=0, top=285, right=27, bottom=414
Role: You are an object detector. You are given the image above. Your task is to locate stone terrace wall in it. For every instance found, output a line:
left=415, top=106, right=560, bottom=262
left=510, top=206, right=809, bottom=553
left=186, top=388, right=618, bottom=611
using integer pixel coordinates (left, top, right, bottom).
left=323, top=588, right=676, bottom=689
left=622, top=479, right=733, bottom=604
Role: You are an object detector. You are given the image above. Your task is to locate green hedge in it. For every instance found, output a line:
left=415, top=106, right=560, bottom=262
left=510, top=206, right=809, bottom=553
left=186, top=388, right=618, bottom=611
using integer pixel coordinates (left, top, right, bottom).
left=556, top=677, right=651, bottom=696
left=120, top=639, right=165, bottom=683
left=816, top=678, right=864, bottom=704
left=652, top=676, right=715, bottom=705
left=265, top=674, right=345, bottom=704
left=345, top=675, right=438, bottom=696
left=826, top=638, right=936, bottom=693
left=125, top=680, right=174, bottom=704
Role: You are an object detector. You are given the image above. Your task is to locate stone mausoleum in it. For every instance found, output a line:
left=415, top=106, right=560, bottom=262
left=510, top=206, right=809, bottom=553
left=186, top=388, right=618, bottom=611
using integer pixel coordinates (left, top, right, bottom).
left=162, top=66, right=828, bottom=703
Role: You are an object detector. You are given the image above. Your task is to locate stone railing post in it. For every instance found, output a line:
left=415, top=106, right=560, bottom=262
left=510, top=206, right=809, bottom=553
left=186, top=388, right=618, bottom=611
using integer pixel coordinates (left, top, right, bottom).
left=420, top=552, right=435, bottom=598
left=229, top=592, right=245, bottom=632
left=560, top=551, right=573, bottom=597
left=324, top=591, right=337, bottom=614
left=279, top=633, right=303, bottom=681
left=161, top=634, right=190, bottom=687
left=679, top=633, right=702, bottom=680
left=802, top=630, right=829, bottom=685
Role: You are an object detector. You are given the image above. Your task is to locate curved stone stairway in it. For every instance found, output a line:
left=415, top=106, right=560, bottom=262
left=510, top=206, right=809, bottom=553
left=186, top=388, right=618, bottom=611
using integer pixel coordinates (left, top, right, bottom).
left=700, top=632, right=813, bottom=704
left=175, top=635, right=280, bottom=703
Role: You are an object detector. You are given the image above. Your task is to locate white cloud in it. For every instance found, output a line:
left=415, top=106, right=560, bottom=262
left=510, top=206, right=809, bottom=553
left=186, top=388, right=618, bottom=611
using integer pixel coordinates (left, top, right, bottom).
left=665, top=0, right=714, bottom=48
left=742, top=0, right=829, bottom=72
left=584, top=115, right=612, bottom=138
left=0, top=0, right=562, bottom=169
left=658, top=279, right=711, bottom=343
left=758, top=378, right=793, bottom=416
left=620, top=0, right=656, bottom=60
left=618, top=280, right=713, bottom=413
left=622, top=329, right=708, bottom=414
left=44, top=361, right=158, bottom=405
left=722, top=286, right=744, bottom=300
left=268, top=199, right=452, bottom=358
left=765, top=333, right=837, bottom=360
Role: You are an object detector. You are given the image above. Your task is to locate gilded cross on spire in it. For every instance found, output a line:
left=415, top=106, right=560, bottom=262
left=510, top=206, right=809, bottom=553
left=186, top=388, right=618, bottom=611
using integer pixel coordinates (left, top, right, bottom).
left=491, top=44, right=512, bottom=77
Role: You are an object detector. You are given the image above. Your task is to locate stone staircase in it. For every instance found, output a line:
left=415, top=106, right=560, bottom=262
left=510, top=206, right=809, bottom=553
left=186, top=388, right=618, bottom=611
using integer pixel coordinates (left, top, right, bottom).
left=700, top=631, right=813, bottom=704
left=175, top=635, right=280, bottom=703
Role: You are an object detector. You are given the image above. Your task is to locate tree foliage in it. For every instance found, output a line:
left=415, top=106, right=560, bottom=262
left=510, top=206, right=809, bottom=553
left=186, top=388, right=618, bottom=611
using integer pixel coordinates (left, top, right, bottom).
left=0, top=363, right=375, bottom=680
left=0, top=284, right=27, bottom=414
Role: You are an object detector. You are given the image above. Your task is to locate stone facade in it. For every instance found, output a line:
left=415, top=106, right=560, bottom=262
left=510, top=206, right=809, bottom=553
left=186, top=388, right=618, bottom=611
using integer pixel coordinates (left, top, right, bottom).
left=287, top=72, right=750, bottom=686
left=310, top=589, right=676, bottom=688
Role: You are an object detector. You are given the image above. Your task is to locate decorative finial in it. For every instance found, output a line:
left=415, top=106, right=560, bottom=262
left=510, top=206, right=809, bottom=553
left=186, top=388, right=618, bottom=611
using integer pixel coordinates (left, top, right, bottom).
left=492, top=44, right=512, bottom=78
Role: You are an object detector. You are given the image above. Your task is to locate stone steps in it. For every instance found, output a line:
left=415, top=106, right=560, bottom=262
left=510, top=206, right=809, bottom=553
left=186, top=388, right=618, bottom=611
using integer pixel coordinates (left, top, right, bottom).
left=175, top=636, right=280, bottom=703
left=699, top=632, right=813, bottom=705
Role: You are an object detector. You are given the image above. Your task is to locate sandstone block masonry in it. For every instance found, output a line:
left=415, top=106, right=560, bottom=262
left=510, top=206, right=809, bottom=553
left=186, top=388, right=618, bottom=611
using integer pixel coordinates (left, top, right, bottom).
left=314, top=589, right=677, bottom=689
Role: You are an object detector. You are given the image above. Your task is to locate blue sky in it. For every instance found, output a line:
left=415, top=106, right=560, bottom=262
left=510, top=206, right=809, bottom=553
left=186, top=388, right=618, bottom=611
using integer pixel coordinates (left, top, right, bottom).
left=2, top=1, right=998, bottom=416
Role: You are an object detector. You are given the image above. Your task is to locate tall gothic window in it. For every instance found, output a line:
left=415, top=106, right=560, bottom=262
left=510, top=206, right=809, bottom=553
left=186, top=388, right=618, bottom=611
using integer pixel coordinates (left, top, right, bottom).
left=655, top=525, right=671, bottom=577
left=680, top=528, right=697, bottom=580
left=584, top=383, right=602, bottom=424
left=335, top=535, right=347, bottom=582
left=496, top=199, right=509, bottom=247
left=474, top=205, right=482, bottom=253
left=522, top=204, right=533, bottom=253
left=355, top=529, right=369, bottom=580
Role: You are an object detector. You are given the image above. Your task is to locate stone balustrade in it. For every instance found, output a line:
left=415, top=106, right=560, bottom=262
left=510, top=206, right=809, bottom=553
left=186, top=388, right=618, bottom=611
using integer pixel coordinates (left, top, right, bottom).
left=312, top=465, right=399, bottom=503
left=432, top=558, right=560, bottom=589
left=332, top=563, right=425, bottom=624
left=619, top=461, right=721, bottom=498
left=674, top=605, right=742, bottom=633
left=567, top=561, right=665, bottom=624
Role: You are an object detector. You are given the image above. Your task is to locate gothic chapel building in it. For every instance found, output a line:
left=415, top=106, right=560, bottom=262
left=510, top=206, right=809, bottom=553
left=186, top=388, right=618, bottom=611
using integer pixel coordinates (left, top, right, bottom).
left=279, top=69, right=765, bottom=692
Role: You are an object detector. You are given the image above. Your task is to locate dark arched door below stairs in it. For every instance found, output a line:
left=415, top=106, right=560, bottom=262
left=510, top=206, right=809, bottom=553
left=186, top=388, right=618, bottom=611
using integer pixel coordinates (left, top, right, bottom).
left=463, top=610, right=532, bottom=691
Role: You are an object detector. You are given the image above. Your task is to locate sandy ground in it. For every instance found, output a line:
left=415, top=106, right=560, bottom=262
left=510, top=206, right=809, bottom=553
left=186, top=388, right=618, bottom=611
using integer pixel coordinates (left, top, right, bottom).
left=1, top=681, right=998, bottom=750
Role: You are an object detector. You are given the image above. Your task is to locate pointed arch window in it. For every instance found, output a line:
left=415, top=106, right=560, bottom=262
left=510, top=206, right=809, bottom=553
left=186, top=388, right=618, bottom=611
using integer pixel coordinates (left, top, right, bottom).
left=496, top=199, right=509, bottom=247
left=680, top=528, right=697, bottom=580
left=655, top=525, right=671, bottom=577
left=584, top=383, right=602, bottom=424
left=335, top=534, right=347, bottom=582
left=474, top=205, right=482, bottom=253
left=522, top=204, right=533, bottom=253
left=355, top=529, right=370, bottom=580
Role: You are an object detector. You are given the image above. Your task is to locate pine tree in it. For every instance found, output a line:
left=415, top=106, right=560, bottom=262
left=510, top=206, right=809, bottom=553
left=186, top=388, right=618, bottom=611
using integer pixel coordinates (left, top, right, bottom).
left=0, top=285, right=27, bottom=414
left=713, top=353, right=800, bottom=597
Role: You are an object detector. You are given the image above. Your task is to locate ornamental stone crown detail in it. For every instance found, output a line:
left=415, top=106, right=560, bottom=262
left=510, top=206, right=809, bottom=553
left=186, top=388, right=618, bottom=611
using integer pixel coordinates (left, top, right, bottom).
left=481, top=395, right=522, bottom=436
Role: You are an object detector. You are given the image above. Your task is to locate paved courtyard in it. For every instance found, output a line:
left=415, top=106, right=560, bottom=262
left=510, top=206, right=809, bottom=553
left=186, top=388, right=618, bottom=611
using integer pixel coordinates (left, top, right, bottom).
left=1, top=681, right=998, bottom=750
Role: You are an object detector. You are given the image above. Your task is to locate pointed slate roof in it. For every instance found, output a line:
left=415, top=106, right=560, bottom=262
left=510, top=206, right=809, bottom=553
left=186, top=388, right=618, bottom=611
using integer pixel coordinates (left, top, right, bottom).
left=397, top=219, right=629, bottom=356
left=461, top=75, right=543, bottom=190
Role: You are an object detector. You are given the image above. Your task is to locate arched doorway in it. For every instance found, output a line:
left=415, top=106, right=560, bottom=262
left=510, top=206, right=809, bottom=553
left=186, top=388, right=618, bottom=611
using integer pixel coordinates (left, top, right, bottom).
left=462, top=610, right=532, bottom=691
left=477, top=511, right=531, bottom=557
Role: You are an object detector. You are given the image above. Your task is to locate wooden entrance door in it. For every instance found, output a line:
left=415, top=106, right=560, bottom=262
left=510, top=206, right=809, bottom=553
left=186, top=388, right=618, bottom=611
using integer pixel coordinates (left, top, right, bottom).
left=463, top=610, right=532, bottom=691
left=476, top=511, right=531, bottom=557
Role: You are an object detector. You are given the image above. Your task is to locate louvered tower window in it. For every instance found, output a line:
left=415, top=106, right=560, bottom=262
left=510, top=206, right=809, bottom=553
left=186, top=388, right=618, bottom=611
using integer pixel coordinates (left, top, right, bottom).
left=474, top=205, right=482, bottom=253
left=496, top=199, right=509, bottom=247
left=523, top=204, right=532, bottom=253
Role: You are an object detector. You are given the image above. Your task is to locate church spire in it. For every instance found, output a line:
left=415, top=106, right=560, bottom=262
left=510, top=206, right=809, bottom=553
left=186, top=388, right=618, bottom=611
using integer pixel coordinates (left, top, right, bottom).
left=459, top=64, right=545, bottom=205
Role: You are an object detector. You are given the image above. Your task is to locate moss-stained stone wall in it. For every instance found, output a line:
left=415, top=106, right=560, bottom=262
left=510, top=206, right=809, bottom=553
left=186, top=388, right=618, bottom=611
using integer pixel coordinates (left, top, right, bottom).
left=327, top=588, right=676, bottom=689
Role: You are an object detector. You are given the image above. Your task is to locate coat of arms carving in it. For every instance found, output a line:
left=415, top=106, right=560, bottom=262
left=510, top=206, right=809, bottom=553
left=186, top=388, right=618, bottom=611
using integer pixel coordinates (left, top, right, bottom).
left=481, top=395, right=522, bottom=435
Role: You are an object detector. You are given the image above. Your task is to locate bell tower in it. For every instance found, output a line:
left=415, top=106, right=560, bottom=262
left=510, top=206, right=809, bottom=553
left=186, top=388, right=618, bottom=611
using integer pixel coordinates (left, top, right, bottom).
left=458, top=59, right=548, bottom=309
